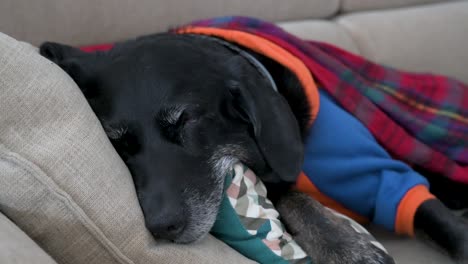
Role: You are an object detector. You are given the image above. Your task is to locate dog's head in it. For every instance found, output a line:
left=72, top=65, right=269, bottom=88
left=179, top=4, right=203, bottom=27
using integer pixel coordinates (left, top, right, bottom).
left=39, top=34, right=303, bottom=243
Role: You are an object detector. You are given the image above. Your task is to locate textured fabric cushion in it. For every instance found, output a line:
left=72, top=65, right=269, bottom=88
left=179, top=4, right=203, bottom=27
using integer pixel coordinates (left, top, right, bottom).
left=278, top=20, right=359, bottom=54
left=0, top=32, right=255, bottom=264
left=0, top=213, right=57, bottom=264
left=0, top=0, right=339, bottom=46
left=368, top=226, right=454, bottom=264
left=340, top=0, right=453, bottom=13
left=337, top=1, right=468, bottom=83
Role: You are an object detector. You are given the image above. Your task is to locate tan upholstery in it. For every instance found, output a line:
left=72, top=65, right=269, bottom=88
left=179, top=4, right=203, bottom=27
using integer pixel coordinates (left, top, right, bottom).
left=0, top=0, right=339, bottom=46
left=337, top=1, right=468, bottom=83
left=367, top=226, right=453, bottom=264
left=340, top=0, right=453, bottom=13
left=0, top=213, right=57, bottom=264
left=279, top=20, right=360, bottom=53
left=0, top=32, right=254, bottom=264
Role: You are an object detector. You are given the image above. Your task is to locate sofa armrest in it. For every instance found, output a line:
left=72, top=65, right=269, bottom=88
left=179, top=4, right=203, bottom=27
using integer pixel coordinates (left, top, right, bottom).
left=0, top=212, right=57, bottom=264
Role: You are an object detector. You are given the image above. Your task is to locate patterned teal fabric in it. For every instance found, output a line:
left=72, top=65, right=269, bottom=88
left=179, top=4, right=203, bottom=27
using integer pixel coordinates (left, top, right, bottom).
left=211, top=164, right=311, bottom=264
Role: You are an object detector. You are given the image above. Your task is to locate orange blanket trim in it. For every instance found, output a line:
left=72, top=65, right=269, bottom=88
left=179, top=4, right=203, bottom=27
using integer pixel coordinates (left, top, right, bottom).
left=176, top=27, right=320, bottom=125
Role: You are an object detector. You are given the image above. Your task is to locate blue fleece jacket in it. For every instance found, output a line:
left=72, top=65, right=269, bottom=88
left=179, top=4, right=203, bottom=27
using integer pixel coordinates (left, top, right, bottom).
left=302, top=90, right=429, bottom=231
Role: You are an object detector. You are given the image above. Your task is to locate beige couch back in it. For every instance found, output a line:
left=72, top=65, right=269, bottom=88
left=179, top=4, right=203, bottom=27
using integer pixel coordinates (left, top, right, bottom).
left=0, top=0, right=453, bottom=46
left=0, top=0, right=341, bottom=46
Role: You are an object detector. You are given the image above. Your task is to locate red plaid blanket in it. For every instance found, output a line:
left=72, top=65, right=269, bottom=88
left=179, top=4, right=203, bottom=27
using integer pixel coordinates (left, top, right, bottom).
left=175, top=16, right=468, bottom=184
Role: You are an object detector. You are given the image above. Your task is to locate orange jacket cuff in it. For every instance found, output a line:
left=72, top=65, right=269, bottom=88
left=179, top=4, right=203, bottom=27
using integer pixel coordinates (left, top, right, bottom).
left=395, top=184, right=436, bottom=236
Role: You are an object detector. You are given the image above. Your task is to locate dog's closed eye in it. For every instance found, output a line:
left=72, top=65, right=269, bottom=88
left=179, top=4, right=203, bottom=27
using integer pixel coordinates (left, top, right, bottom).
left=105, top=124, right=140, bottom=157
left=157, top=106, right=192, bottom=145
left=158, top=106, right=185, bottom=126
left=106, top=125, right=128, bottom=140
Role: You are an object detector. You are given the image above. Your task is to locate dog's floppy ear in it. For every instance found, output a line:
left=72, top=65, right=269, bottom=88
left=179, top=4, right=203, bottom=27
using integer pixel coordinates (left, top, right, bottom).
left=40, top=42, right=98, bottom=98
left=228, top=78, right=304, bottom=183
left=40, top=42, right=84, bottom=64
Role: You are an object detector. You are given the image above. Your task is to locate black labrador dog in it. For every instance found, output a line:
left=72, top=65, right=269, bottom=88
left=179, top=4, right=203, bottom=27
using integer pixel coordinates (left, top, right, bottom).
left=40, top=33, right=467, bottom=263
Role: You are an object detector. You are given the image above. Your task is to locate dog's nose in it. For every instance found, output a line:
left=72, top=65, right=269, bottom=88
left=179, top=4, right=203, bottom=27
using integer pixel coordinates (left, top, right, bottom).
left=147, top=211, right=186, bottom=241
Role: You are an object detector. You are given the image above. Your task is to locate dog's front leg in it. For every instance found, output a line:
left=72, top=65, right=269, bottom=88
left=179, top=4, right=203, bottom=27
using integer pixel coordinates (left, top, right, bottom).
left=276, top=191, right=394, bottom=264
left=414, top=199, right=468, bottom=262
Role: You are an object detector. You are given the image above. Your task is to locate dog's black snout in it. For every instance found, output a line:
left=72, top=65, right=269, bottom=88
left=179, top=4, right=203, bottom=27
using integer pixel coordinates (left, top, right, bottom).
left=150, top=220, right=186, bottom=241
left=147, top=210, right=186, bottom=241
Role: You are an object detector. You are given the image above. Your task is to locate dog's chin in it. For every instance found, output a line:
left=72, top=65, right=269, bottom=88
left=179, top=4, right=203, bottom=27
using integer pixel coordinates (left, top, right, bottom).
left=174, top=155, right=240, bottom=244
left=174, top=179, right=225, bottom=244
left=170, top=154, right=241, bottom=244
left=172, top=220, right=214, bottom=244
left=171, top=203, right=221, bottom=244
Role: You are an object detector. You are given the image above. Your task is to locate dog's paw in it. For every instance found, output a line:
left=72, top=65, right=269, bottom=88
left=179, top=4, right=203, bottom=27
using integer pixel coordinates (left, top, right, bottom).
left=445, top=212, right=468, bottom=263
left=276, top=191, right=395, bottom=264
left=454, top=231, right=468, bottom=264
left=462, top=210, right=468, bottom=219
left=331, top=240, right=395, bottom=264
left=293, top=226, right=394, bottom=264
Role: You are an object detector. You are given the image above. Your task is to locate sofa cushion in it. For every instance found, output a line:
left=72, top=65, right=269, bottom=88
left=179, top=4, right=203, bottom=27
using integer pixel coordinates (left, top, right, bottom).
left=336, top=1, right=468, bottom=83
left=278, top=20, right=359, bottom=54
left=0, top=0, right=339, bottom=46
left=0, top=32, right=255, bottom=264
left=368, top=226, right=454, bottom=264
left=340, top=0, right=453, bottom=13
left=0, top=212, right=57, bottom=264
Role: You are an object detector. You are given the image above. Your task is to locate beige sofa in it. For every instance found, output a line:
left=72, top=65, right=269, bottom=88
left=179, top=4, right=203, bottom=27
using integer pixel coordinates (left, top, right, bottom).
left=1, top=0, right=467, bottom=263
